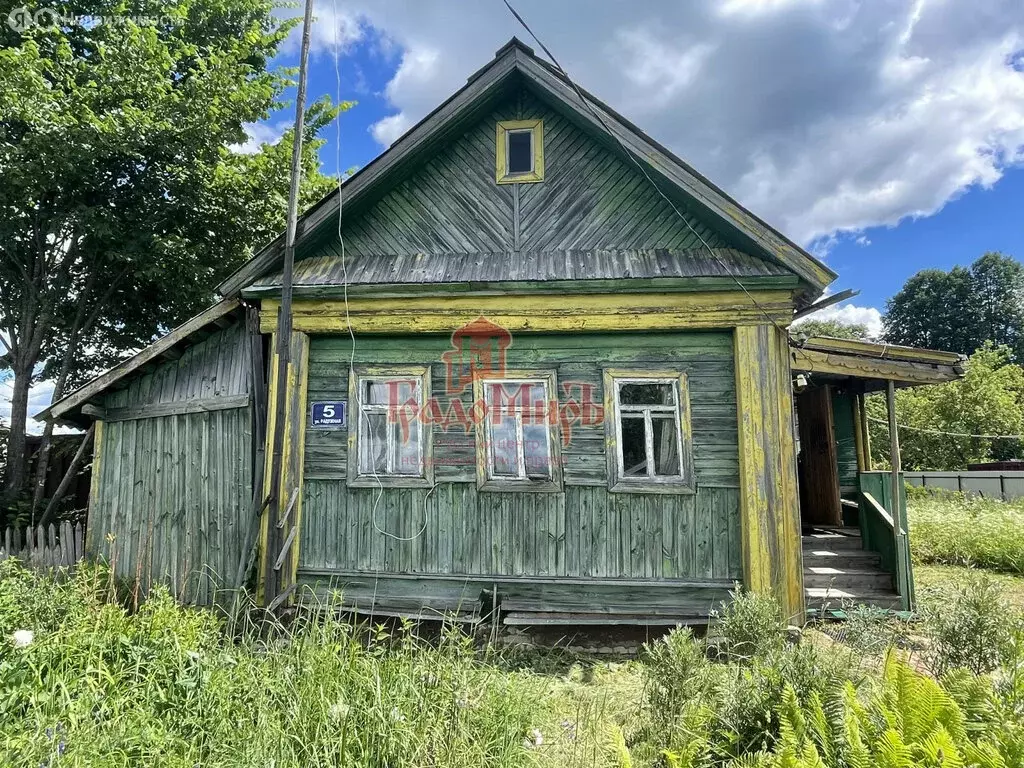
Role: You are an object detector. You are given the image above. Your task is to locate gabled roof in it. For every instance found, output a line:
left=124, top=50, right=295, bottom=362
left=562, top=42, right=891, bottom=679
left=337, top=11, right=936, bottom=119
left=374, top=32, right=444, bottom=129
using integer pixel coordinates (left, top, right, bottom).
left=37, top=299, right=243, bottom=425
left=218, top=38, right=837, bottom=302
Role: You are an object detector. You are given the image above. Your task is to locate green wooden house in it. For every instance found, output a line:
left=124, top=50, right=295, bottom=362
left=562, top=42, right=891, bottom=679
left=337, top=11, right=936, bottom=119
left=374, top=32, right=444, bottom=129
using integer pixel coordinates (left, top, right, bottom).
left=40, top=39, right=963, bottom=624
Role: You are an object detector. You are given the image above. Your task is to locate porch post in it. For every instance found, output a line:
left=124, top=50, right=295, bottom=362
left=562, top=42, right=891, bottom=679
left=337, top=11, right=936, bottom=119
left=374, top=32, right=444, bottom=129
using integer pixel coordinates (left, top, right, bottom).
left=886, top=381, right=900, bottom=509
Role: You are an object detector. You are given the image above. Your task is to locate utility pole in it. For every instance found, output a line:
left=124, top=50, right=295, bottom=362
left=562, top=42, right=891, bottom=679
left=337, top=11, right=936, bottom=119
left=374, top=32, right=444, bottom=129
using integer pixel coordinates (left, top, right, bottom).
left=265, top=0, right=315, bottom=607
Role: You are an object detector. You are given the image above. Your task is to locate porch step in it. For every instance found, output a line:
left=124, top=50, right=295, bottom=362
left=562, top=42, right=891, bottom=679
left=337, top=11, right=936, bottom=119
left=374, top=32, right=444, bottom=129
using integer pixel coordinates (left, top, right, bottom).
left=802, top=528, right=901, bottom=612
left=805, top=587, right=902, bottom=611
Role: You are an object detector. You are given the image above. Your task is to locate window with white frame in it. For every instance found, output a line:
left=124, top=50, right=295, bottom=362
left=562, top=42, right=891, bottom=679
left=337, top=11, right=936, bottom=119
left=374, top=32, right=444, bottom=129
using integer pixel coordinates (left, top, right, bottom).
left=474, top=373, right=561, bottom=490
left=348, top=367, right=431, bottom=487
left=605, top=371, right=694, bottom=492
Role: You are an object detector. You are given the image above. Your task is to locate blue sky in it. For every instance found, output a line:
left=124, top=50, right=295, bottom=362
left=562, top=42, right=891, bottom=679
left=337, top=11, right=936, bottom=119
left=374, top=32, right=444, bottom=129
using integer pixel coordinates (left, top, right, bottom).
left=233, top=0, right=1024, bottom=336
left=5, top=0, right=1024, bottom=429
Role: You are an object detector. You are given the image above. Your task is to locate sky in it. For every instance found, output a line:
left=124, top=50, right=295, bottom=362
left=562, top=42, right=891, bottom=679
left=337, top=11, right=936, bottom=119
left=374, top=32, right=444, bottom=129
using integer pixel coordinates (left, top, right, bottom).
left=3, top=0, right=1024, bottom=430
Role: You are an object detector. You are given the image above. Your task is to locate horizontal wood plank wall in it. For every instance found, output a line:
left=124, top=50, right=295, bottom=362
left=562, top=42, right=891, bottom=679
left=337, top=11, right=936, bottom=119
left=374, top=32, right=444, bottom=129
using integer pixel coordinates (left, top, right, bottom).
left=86, top=323, right=253, bottom=605
left=734, top=325, right=804, bottom=620
left=298, top=331, right=741, bottom=585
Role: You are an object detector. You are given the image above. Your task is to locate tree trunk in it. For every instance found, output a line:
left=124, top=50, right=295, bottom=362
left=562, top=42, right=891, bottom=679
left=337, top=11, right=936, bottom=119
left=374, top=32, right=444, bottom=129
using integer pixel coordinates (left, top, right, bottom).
left=1, top=361, right=33, bottom=512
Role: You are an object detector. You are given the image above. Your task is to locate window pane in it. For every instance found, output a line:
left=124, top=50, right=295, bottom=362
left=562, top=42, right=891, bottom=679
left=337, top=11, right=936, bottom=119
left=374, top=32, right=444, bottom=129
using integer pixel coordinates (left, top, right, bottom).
left=359, top=412, right=388, bottom=474
left=392, top=419, right=420, bottom=475
left=619, top=382, right=675, bottom=406
left=489, top=415, right=520, bottom=477
left=651, top=415, right=681, bottom=476
left=507, top=130, right=533, bottom=173
left=620, top=416, right=647, bottom=477
left=363, top=378, right=418, bottom=406
left=523, top=423, right=551, bottom=479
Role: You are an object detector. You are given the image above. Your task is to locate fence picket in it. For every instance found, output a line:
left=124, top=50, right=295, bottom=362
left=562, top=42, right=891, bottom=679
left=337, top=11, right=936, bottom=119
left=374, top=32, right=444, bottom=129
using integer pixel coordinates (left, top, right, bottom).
left=0, top=521, right=84, bottom=569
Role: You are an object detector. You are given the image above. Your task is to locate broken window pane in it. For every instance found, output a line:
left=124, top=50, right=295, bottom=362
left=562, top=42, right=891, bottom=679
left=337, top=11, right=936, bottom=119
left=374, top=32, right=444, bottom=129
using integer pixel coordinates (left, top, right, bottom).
left=651, top=415, right=680, bottom=476
left=619, top=383, right=675, bottom=407
left=507, top=130, right=533, bottom=174
left=620, top=416, right=647, bottom=476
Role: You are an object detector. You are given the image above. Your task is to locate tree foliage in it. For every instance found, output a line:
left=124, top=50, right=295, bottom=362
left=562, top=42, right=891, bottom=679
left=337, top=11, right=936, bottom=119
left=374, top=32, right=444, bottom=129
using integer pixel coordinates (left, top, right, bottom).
left=0, top=0, right=348, bottom=511
left=867, top=344, right=1024, bottom=470
left=790, top=318, right=870, bottom=341
left=883, top=252, right=1024, bottom=359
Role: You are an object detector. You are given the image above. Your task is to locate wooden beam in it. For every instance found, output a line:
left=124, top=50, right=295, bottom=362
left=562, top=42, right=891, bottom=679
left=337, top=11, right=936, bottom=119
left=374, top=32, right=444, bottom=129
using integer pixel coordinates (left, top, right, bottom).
left=734, top=325, right=804, bottom=622
left=39, top=299, right=240, bottom=421
left=101, top=395, right=250, bottom=423
left=791, top=289, right=859, bottom=322
left=790, top=347, right=961, bottom=386
left=259, top=291, right=796, bottom=335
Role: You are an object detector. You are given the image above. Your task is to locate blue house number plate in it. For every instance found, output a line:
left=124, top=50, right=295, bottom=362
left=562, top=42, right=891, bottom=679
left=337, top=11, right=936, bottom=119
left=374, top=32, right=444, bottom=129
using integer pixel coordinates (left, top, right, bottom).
left=310, top=401, right=347, bottom=429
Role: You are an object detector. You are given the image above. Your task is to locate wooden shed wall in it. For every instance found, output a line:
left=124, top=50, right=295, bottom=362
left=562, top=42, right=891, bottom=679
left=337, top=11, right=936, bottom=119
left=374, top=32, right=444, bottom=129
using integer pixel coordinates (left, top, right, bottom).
left=297, top=331, right=742, bottom=605
left=88, top=323, right=254, bottom=604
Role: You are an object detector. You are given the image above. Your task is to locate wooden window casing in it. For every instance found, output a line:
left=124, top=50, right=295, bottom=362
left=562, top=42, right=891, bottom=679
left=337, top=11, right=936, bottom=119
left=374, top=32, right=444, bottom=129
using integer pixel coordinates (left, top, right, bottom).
left=603, top=369, right=696, bottom=494
left=473, top=370, right=562, bottom=492
left=495, top=119, right=544, bottom=184
left=347, top=366, right=433, bottom=488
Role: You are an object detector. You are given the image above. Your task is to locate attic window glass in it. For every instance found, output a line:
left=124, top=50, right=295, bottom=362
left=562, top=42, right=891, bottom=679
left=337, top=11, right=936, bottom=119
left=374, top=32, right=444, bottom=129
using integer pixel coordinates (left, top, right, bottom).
left=496, top=119, right=544, bottom=184
left=604, top=371, right=695, bottom=494
left=506, top=130, right=533, bottom=174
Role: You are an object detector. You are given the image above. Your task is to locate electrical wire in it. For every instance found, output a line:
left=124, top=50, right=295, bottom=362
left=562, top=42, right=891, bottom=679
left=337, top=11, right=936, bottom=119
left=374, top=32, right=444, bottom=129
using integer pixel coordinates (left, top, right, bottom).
left=499, top=0, right=819, bottom=370
left=330, top=1, right=429, bottom=542
left=867, top=416, right=1024, bottom=440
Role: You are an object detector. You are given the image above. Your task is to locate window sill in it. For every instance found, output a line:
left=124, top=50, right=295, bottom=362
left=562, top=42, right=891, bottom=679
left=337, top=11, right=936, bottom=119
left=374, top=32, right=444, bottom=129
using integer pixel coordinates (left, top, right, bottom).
left=608, top=480, right=696, bottom=495
left=348, top=475, right=433, bottom=489
left=477, top=478, right=564, bottom=493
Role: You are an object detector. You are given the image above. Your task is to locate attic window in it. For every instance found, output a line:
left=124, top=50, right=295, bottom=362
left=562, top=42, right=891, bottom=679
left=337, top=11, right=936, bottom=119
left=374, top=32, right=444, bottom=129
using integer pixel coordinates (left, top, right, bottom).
left=496, top=119, right=544, bottom=184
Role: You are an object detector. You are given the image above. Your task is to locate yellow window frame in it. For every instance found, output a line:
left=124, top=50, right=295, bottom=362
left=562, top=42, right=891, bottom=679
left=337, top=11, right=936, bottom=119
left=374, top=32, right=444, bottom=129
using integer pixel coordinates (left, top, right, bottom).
left=496, top=119, right=544, bottom=184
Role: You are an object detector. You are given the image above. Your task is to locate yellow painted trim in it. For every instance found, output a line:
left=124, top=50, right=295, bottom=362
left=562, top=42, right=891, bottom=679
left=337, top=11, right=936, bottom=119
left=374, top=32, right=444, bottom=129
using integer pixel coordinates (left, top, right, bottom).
left=286, top=333, right=310, bottom=599
left=260, top=291, right=795, bottom=335
left=735, top=325, right=804, bottom=621
left=496, top=119, right=544, bottom=184
left=791, top=347, right=959, bottom=385
left=256, top=333, right=279, bottom=605
left=85, top=419, right=105, bottom=552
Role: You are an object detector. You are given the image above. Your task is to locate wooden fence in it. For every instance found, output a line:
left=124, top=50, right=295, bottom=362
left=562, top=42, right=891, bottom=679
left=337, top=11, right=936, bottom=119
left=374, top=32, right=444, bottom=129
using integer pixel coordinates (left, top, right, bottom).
left=0, top=521, right=85, bottom=569
left=904, top=471, right=1024, bottom=501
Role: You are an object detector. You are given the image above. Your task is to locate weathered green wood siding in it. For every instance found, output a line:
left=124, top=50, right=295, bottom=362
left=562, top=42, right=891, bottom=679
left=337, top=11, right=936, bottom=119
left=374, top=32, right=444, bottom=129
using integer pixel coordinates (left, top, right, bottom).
left=298, top=331, right=742, bottom=589
left=295, top=89, right=731, bottom=263
left=832, top=390, right=858, bottom=490
left=88, top=323, right=254, bottom=604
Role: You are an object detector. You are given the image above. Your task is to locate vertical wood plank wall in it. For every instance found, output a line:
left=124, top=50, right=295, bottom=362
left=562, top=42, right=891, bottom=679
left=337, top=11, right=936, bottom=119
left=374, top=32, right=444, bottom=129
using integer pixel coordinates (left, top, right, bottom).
left=296, top=331, right=743, bottom=595
left=87, top=323, right=253, bottom=604
left=734, top=325, right=804, bottom=620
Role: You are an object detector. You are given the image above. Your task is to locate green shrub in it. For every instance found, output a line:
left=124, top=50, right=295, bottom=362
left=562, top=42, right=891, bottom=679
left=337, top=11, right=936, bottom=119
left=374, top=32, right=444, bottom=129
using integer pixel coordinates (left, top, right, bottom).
left=711, top=589, right=787, bottom=661
left=909, top=491, right=1024, bottom=574
left=921, top=572, right=1018, bottom=676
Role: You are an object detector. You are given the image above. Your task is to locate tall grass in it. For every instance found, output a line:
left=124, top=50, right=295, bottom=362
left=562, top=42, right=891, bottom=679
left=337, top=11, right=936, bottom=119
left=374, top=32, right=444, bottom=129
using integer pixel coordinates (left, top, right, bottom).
left=0, top=560, right=556, bottom=767
left=908, top=489, right=1024, bottom=574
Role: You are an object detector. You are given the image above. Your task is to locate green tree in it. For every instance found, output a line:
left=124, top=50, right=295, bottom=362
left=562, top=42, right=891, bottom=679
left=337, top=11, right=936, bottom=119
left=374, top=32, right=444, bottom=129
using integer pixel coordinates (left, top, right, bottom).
left=790, top=318, right=870, bottom=340
left=883, top=252, right=1024, bottom=359
left=0, top=1, right=347, bottom=514
left=867, top=344, right=1024, bottom=470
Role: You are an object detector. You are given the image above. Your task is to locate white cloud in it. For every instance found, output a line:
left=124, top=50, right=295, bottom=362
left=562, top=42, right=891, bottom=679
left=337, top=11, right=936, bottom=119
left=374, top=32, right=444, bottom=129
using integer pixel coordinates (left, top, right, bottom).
left=793, top=303, right=884, bottom=338
left=315, top=0, right=1024, bottom=249
left=230, top=121, right=290, bottom=154
left=0, top=377, right=57, bottom=435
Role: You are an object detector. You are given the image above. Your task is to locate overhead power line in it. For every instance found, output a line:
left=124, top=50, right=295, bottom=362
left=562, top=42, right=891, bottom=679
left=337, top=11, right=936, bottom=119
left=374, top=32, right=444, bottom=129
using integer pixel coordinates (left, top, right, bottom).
left=867, top=416, right=1024, bottom=440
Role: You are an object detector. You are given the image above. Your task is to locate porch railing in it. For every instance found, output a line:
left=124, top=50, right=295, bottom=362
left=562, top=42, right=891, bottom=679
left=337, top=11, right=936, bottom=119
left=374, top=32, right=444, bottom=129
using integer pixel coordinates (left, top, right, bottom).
left=857, top=471, right=914, bottom=611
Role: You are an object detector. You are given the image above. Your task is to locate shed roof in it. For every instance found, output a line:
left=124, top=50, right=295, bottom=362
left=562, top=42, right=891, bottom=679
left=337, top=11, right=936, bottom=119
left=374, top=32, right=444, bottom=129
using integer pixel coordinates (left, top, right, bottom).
left=219, top=38, right=837, bottom=303
left=37, top=299, right=244, bottom=425
left=790, top=335, right=965, bottom=391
